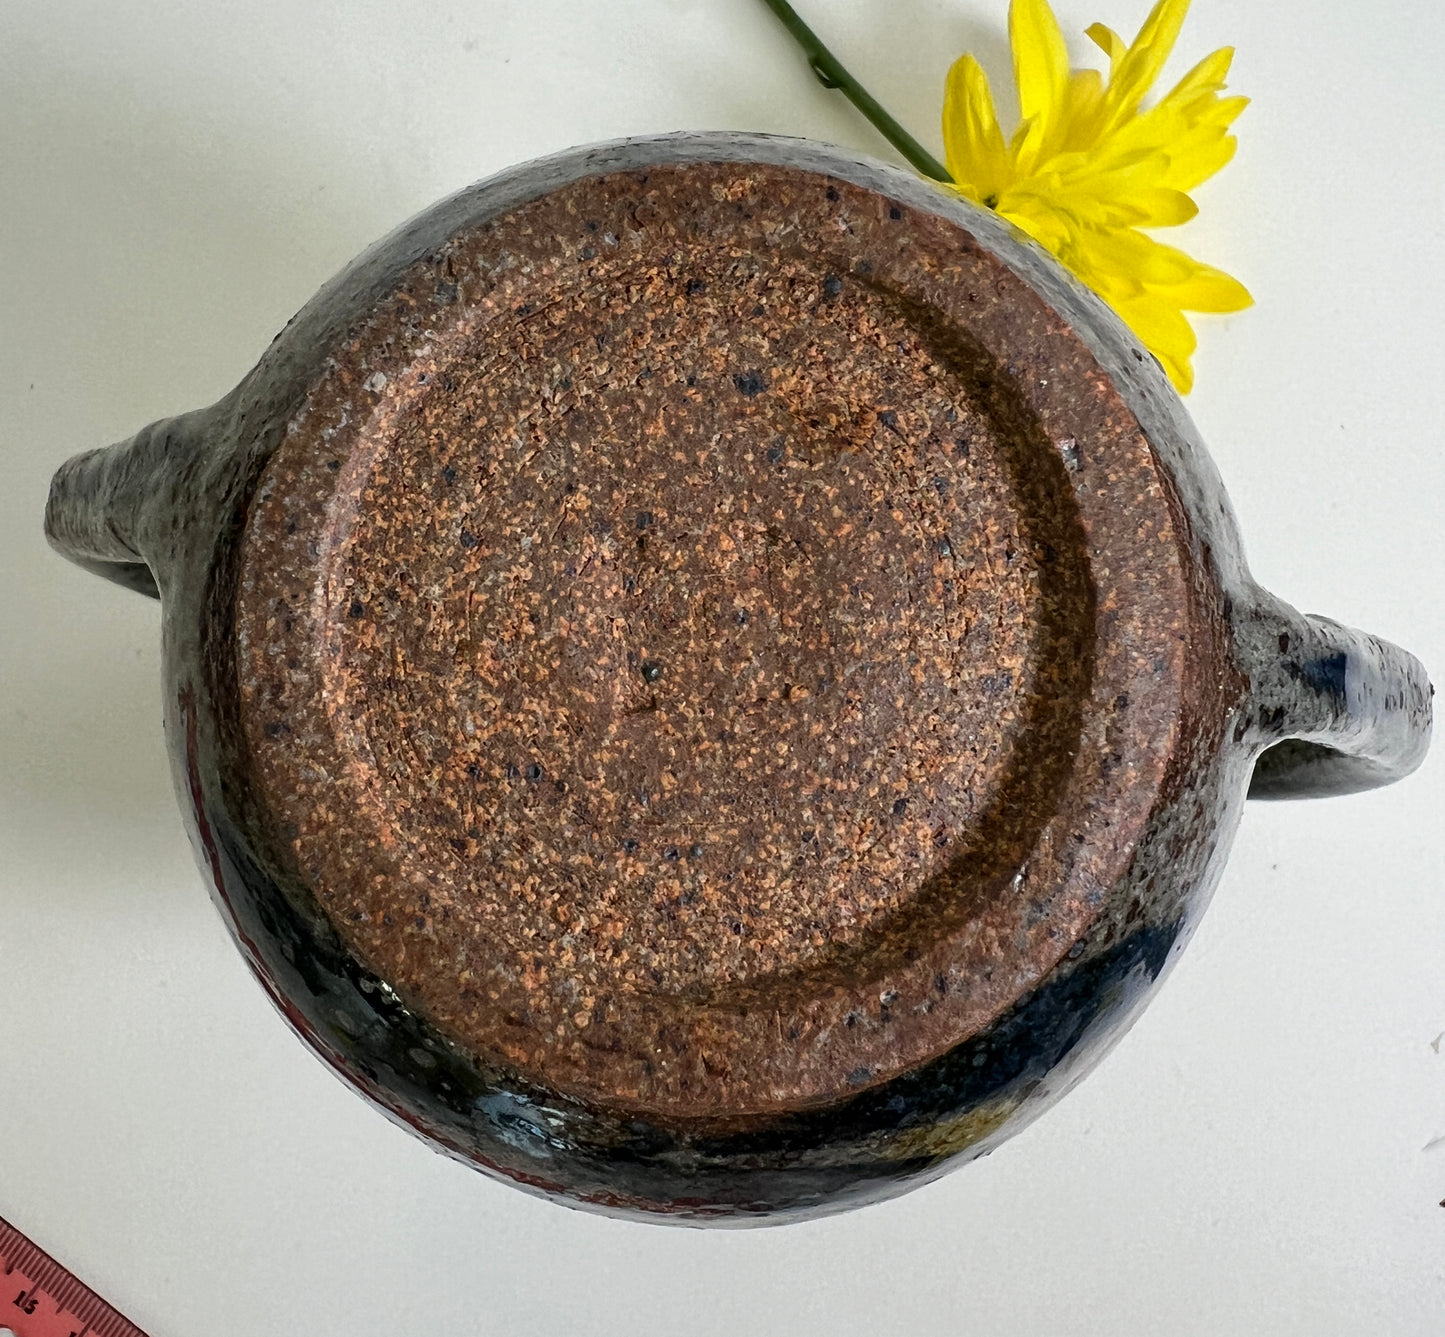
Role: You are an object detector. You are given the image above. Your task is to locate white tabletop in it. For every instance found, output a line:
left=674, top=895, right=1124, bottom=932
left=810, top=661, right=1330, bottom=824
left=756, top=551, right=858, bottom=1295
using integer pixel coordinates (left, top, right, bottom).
left=1, top=1, right=1441, bottom=1332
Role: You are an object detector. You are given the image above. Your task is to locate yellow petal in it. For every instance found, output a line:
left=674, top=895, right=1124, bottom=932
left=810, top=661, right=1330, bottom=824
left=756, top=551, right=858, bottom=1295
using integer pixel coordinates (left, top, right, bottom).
left=1036, top=147, right=1199, bottom=229
left=1160, top=45, right=1235, bottom=105
left=1085, top=230, right=1252, bottom=313
left=1160, top=129, right=1237, bottom=192
left=1113, top=289, right=1198, bottom=392
left=1063, top=66, right=1105, bottom=148
left=996, top=194, right=1076, bottom=256
left=1009, top=0, right=1070, bottom=171
left=1097, top=0, right=1191, bottom=137
left=1205, top=94, right=1249, bottom=130
left=1008, top=114, right=1039, bottom=161
left=1086, top=23, right=1127, bottom=70
left=1098, top=87, right=1247, bottom=193
left=942, top=53, right=1012, bottom=201
left=1082, top=227, right=1196, bottom=285
left=1125, top=187, right=1199, bottom=226
left=1165, top=263, right=1253, bottom=313
left=1080, top=261, right=1146, bottom=307
left=1120, top=0, right=1192, bottom=92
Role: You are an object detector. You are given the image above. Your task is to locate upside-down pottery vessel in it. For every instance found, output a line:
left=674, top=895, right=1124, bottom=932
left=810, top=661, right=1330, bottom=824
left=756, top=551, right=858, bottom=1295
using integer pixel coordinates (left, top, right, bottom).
left=45, top=133, right=1432, bottom=1222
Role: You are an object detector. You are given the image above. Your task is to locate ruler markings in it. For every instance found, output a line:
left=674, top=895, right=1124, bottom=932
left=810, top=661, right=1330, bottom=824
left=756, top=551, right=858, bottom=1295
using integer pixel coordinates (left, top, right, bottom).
left=0, top=1217, right=148, bottom=1337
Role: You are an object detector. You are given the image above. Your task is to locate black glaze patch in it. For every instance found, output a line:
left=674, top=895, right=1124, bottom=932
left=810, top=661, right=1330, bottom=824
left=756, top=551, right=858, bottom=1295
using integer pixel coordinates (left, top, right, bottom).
left=206, top=787, right=1180, bottom=1221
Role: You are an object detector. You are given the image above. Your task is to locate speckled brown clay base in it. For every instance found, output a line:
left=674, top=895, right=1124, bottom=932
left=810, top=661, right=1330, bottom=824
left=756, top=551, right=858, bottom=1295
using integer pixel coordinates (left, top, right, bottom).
left=237, top=162, right=1189, bottom=1123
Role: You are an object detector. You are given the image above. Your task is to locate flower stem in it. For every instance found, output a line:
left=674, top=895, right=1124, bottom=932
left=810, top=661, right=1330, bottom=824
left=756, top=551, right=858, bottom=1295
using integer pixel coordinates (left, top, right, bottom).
left=757, top=0, right=954, bottom=184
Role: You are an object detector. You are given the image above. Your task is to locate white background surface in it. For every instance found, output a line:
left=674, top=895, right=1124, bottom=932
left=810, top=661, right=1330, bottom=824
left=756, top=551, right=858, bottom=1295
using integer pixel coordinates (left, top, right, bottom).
left=1, top=1, right=1442, bottom=1332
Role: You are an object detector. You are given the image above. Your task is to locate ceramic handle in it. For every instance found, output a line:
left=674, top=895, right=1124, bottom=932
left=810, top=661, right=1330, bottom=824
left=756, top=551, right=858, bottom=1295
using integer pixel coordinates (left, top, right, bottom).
left=1238, top=591, right=1433, bottom=799
left=43, top=413, right=207, bottom=600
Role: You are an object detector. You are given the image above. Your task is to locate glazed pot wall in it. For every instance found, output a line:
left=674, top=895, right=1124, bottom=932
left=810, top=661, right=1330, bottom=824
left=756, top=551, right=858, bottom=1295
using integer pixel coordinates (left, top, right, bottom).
left=46, top=133, right=1430, bottom=1222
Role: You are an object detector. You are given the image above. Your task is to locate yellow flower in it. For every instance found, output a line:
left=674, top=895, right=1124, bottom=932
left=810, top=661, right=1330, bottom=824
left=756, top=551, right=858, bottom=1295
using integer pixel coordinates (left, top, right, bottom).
left=942, top=0, right=1252, bottom=392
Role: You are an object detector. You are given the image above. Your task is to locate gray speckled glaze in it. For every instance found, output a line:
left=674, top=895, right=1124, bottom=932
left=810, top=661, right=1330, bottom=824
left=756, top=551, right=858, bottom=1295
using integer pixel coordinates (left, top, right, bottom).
left=44, top=133, right=1432, bottom=1223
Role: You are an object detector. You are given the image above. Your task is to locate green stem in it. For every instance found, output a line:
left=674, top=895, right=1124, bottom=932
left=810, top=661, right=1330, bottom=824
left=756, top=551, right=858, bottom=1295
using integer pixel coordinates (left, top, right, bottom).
left=757, top=0, right=954, bottom=184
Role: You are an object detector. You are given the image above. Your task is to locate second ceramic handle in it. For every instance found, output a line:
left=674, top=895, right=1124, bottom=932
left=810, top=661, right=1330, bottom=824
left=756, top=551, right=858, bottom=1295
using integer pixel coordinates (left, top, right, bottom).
left=1239, top=590, right=1432, bottom=799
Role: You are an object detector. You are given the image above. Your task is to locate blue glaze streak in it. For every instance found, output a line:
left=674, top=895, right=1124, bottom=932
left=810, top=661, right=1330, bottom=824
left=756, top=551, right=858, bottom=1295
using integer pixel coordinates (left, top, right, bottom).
left=207, top=791, right=1178, bottom=1222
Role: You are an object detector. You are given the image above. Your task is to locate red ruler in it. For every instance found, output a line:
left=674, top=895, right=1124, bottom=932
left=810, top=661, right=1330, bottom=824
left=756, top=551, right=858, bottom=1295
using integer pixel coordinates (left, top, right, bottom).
left=0, top=1217, right=148, bottom=1337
